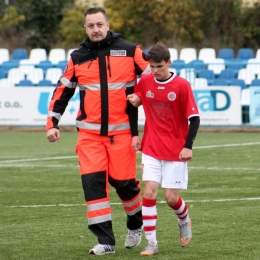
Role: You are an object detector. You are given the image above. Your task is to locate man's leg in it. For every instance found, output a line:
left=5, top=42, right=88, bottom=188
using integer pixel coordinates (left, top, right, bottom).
left=76, top=132, right=116, bottom=255
left=107, top=134, right=143, bottom=248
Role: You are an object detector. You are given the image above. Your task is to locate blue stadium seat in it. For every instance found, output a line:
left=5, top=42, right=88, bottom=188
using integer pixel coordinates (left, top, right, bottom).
left=37, top=79, right=53, bottom=87
left=250, top=79, right=260, bottom=86
left=218, top=48, right=234, bottom=61
left=171, top=59, right=186, bottom=74
left=56, top=60, right=68, bottom=71
left=218, top=68, right=236, bottom=85
left=16, top=79, right=34, bottom=87
left=225, top=59, right=245, bottom=77
left=143, top=48, right=150, bottom=54
left=188, top=59, right=206, bottom=76
left=229, top=78, right=246, bottom=90
left=197, top=69, right=215, bottom=85
left=0, top=68, right=7, bottom=79
left=237, top=48, right=254, bottom=61
left=36, top=60, right=54, bottom=75
left=12, top=48, right=28, bottom=61
left=211, top=78, right=229, bottom=86
left=1, top=61, right=19, bottom=73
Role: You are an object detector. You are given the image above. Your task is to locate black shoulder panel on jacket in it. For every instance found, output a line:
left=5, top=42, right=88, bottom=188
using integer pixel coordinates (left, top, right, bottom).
left=70, top=48, right=97, bottom=65
left=70, top=36, right=137, bottom=65
left=110, top=38, right=137, bottom=57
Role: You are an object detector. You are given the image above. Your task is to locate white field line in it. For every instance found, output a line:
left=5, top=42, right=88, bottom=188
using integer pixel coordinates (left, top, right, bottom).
left=5, top=197, right=260, bottom=208
left=194, top=142, right=260, bottom=149
left=188, top=166, right=260, bottom=171
left=0, top=164, right=78, bottom=168
left=0, top=156, right=76, bottom=164
left=0, top=141, right=260, bottom=166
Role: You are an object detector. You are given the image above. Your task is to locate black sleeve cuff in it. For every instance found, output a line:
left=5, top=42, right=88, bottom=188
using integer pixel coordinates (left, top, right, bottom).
left=125, top=86, right=139, bottom=137
left=184, top=116, right=200, bottom=149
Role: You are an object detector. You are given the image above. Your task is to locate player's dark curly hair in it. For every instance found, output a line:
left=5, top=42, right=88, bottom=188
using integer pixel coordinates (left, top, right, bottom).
left=147, top=42, right=170, bottom=63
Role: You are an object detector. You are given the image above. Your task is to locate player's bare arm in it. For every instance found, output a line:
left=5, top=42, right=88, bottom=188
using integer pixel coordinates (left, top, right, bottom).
left=127, top=94, right=142, bottom=107
left=46, top=128, right=60, bottom=142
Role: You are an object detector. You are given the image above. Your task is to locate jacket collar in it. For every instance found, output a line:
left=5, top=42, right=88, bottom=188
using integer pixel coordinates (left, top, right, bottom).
left=80, top=31, right=121, bottom=49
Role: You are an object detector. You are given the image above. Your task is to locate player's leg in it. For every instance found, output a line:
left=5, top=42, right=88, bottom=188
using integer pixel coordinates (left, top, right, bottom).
left=162, top=161, right=192, bottom=247
left=76, top=132, right=115, bottom=255
left=140, top=153, right=161, bottom=256
left=106, top=133, right=142, bottom=249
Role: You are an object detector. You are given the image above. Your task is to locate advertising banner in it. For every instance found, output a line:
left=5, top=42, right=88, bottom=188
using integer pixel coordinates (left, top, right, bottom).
left=0, top=86, right=241, bottom=126
left=193, top=86, right=241, bottom=125
left=0, top=87, right=79, bottom=126
left=249, top=86, right=260, bottom=126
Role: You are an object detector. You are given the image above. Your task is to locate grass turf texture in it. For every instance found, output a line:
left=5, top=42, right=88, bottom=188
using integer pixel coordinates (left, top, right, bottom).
left=0, top=131, right=260, bottom=259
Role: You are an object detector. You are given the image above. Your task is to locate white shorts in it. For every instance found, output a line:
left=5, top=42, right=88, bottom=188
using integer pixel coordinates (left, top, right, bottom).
left=141, top=153, right=188, bottom=189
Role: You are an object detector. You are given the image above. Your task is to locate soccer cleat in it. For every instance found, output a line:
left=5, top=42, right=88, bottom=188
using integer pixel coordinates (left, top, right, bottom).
left=140, top=240, right=158, bottom=256
left=125, top=227, right=142, bottom=249
left=179, top=218, right=192, bottom=247
left=89, top=244, right=115, bottom=255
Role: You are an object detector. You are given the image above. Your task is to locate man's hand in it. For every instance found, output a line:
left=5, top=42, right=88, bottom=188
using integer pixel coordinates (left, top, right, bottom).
left=179, top=148, right=192, bottom=162
left=46, top=128, right=60, bottom=142
left=127, top=94, right=142, bottom=107
left=131, top=136, right=142, bottom=151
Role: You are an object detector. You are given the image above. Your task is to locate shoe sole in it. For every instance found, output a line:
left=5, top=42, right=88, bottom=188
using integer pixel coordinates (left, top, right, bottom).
left=140, top=252, right=158, bottom=256
left=180, top=236, right=192, bottom=247
left=89, top=250, right=115, bottom=255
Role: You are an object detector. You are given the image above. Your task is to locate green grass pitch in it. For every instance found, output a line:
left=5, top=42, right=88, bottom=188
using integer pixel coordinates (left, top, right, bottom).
left=0, top=130, right=260, bottom=259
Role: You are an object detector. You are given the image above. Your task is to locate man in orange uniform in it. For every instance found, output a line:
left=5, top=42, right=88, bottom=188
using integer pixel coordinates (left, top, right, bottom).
left=46, top=7, right=150, bottom=256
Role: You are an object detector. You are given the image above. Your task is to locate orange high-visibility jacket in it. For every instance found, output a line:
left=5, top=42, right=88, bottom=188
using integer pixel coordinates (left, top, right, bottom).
left=46, top=32, right=149, bottom=136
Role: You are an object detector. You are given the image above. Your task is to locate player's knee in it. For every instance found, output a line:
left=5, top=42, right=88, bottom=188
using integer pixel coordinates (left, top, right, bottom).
left=165, top=195, right=178, bottom=207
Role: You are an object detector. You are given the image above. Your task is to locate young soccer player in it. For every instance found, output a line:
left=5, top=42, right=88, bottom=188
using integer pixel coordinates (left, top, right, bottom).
left=127, top=42, right=200, bottom=256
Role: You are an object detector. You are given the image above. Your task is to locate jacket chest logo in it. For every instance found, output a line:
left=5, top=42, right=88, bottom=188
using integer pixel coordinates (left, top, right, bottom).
left=110, top=50, right=127, bottom=56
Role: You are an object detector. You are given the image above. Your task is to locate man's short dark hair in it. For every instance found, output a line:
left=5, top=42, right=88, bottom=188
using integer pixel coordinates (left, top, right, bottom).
left=84, top=7, right=108, bottom=21
left=147, top=42, right=171, bottom=63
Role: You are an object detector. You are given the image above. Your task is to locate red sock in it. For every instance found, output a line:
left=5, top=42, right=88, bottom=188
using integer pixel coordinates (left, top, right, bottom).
left=170, top=197, right=189, bottom=222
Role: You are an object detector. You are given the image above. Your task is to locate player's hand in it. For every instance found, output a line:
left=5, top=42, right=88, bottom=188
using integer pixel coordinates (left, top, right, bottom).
left=127, top=94, right=142, bottom=107
left=179, top=148, right=192, bottom=161
left=131, top=136, right=142, bottom=151
left=46, top=128, right=60, bottom=142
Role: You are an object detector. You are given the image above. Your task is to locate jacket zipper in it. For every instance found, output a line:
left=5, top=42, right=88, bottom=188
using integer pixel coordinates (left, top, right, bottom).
left=109, top=136, right=114, bottom=144
left=107, top=56, right=111, bottom=77
left=88, top=60, right=93, bottom=68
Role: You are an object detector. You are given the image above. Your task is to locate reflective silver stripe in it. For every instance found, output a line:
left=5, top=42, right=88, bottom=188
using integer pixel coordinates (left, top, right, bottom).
left=79, top=80, right=136, bottom=91
left=142, top=64, right=151, bottom=75
left=79, top=84, right=100, bottom=91
left=108, top=122, right=130, bottom=131
left=122, top=195, right=141, bottom=208
left=76, top=121, right=130, bottom=131
left=87, top=201, right=110, bottom=212
left=60, top=76, right=77, bottom=89
left=88, top=214, right=112, bottom=225
left=48, top=111, right=61, bottom=121
left=125, top=205, right=142, bottom=216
